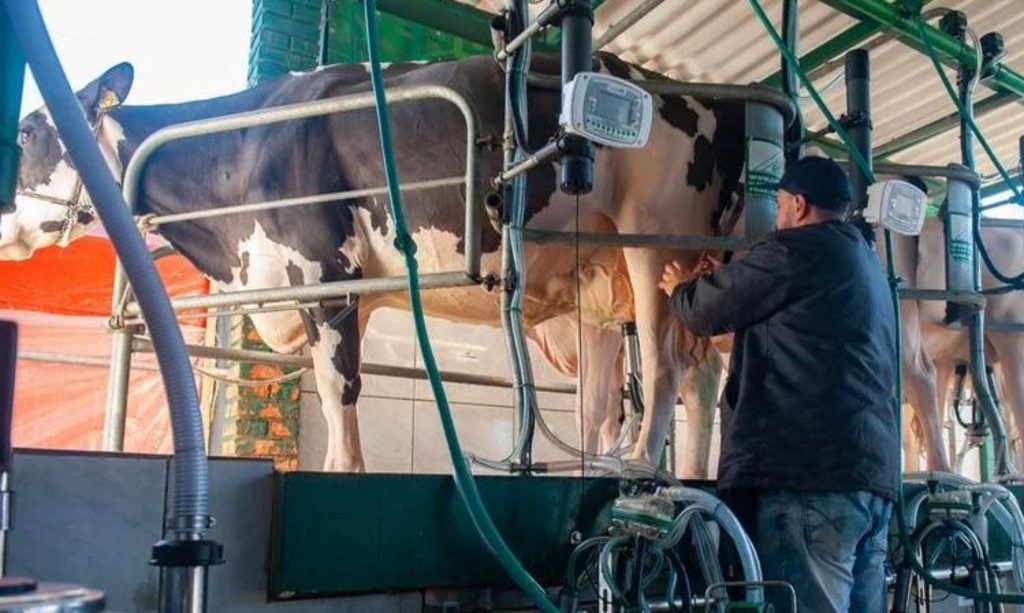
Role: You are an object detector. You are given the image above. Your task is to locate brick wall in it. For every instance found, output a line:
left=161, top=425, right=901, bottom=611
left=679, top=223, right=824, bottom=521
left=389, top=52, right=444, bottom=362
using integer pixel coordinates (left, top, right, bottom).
left=229, top=0, right=325, bottom=470
left=248, top=0, right=323, bottom=85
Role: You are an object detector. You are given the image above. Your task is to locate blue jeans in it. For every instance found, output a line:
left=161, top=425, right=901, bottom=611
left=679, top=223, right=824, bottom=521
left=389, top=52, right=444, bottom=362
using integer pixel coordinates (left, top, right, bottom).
left=754, top=491, right=892, bottom=613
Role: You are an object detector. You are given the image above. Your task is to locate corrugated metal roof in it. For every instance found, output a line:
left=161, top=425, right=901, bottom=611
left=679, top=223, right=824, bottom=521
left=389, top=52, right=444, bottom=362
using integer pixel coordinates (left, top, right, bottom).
left=459, top=0, right=1024, bottom=182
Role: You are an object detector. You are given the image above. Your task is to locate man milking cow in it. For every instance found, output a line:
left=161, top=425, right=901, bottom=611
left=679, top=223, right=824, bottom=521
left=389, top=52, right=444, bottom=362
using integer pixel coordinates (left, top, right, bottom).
left=660, top=156, right=899, bottom=612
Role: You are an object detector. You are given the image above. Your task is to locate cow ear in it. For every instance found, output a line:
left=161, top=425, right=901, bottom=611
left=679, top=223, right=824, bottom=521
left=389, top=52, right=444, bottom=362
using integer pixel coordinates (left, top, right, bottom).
left=77, top=63, right=134, bottom=123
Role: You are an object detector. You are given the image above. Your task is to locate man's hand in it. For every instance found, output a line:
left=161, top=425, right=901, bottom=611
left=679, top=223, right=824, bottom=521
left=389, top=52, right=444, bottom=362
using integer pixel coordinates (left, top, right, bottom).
left=659, top=261, right=688, bottom=296
left=659, top=254, right=723, bottom=297
left=695, top=253, right=722, bottom=275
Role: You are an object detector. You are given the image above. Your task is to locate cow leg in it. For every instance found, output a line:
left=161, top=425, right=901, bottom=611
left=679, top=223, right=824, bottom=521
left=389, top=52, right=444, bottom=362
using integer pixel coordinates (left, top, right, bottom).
left=989, top=333, right=1024, bottom=472
left=598, top=352, right=626, bottom=454
left=932, top=361, right=957, bottom=471
left=901, top=317, right=950, bottom=472
left=308, top=302, right=365, bottom=472
left=621, top=249, right=685, bottom=465
left=576, top=323, right=625, bottom=455
left=902, top=407, right=923, bottom=473
left=678, top=345, right=722, bottom=479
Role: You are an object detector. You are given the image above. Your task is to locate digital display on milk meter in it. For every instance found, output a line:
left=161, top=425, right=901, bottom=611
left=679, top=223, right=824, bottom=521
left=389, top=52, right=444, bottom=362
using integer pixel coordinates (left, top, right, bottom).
left=560, top=73, right=653, bottom=148
left=866, top=179, right=929, bottom=236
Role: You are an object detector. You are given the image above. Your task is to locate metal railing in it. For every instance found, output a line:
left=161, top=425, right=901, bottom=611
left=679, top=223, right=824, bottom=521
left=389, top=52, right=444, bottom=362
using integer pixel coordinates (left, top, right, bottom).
left=103, top=85, right=485, bottom=451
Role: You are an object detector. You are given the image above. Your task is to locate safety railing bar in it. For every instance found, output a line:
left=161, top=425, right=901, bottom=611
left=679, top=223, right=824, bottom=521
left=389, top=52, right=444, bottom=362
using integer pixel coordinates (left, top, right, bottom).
left=525, top=72, right=797, bottom=126
left=897, top=287, right=986, bottom=308
left=980, top=218, right=1024, bottom=229
left=146, top=176, right=465, bottom=228
left=522, top=228, right=753, bottom=251
left=836, top=160, right=981, bottom=188
left=131, top=337, right=577, bottom=394
left=969, top=321, right=1024, bottom=333
left=122, top=271, right=477, bottom=317
left=122, top=298, right=353, bottom=327
left=122, top=84, right=481, bottom=280
left=19, top=350, right=160, bottom=371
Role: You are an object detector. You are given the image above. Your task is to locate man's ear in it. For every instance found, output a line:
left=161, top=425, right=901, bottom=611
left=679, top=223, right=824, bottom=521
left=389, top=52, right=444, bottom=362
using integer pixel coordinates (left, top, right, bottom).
left=794, top=193, right=810, bottom=221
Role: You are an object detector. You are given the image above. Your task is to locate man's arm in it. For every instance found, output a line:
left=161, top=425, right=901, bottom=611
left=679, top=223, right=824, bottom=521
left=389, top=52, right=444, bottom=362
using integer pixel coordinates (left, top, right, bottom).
left=668, top=239, right=793, bottom=336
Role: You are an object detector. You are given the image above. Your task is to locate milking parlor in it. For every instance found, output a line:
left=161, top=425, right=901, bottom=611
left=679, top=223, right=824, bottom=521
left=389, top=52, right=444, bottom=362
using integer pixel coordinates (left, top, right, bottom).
left=1, top=0, right=1024, bottom=611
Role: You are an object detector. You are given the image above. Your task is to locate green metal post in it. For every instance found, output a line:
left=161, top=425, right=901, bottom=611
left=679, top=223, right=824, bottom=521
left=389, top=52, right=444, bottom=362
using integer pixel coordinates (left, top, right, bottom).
left=374, top=0, right=559, bottom=54
left=816, top=0, right=1024, bottom=101
left=0, top=4, right=25, bottom=213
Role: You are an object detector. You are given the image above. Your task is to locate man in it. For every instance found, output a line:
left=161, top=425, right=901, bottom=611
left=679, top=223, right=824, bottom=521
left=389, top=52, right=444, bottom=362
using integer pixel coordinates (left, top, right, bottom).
left=659, top=156, right=899, bottom=612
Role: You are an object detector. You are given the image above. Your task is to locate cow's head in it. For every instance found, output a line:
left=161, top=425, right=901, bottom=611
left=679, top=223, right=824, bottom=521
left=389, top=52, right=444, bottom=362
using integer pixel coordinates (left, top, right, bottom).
left=0, top=63, right=133, bottom=260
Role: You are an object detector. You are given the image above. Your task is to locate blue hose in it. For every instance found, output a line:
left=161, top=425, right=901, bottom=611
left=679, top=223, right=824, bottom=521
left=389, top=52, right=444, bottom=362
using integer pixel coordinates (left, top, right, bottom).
left=360, top=2, right=557, bottom=611
left=4, top=0, right=209, bottom=532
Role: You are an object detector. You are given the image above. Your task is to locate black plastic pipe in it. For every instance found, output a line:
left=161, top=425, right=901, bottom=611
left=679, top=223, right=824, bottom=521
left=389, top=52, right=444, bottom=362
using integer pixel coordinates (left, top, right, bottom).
left=559, top=0, right=594, bottom=194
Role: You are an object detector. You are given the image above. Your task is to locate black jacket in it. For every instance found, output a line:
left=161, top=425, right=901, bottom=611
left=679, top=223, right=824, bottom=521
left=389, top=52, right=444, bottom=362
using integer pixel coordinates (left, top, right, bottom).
left=670, top=221, right=899, bottom=500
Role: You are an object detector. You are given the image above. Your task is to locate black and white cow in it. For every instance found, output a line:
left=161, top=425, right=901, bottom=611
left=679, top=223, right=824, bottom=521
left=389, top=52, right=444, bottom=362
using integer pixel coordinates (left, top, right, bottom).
left=3, top=53, right=744, bottom=471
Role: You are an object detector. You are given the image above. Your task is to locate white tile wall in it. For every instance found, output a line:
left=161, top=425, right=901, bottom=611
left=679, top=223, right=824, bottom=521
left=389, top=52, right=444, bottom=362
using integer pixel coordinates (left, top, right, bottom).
left=299, top=308, right=726, bottom=477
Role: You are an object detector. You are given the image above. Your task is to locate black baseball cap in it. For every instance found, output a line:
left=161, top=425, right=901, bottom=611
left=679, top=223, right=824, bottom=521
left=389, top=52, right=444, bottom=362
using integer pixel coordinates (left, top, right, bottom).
left=774, top=156, right=852, bottom=212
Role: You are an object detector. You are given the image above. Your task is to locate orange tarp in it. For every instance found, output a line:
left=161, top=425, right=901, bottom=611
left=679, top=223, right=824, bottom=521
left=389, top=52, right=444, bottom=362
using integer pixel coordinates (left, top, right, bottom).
left=0, top=234, right=210, bottom=453
left=0, top=235, right=207, bottom=316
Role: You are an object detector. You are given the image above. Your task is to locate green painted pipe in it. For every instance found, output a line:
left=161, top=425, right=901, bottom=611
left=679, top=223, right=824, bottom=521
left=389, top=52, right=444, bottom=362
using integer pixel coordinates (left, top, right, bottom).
left=816, top=0, right=1024, bottom=101
left=763, top=21, right=880, bottom=88
left=361, top=2, right=558, bottom=611
left=374, top=0, right=559, bottom=54
left=0, top=4, right=25, bottom=212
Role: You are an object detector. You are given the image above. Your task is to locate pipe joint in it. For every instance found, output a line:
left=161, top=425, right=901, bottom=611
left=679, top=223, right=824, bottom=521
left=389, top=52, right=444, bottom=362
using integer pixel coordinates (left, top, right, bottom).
left=840, top=110, right=873, bottom=131
left=552, top=0, right=593, bottom=22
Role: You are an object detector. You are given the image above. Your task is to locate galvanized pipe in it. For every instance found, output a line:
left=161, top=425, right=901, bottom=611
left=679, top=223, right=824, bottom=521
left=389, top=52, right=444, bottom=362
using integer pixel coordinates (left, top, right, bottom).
left=497, top=140, right=561, bottom=185
left=874, top=161, right=981, bottom=188
left=107, top=86, right=484, bottom=451
left=146, top=176, right=464, bottom=228
left=122, top=85, right=482, bottom=279
left=524, top=73, right=798, bottom=127
left=123, top=299, right=353, bottom=326
left=20, top=350, right=160, bottom=371
left=496, top=18, right=545, bottom=61
left=593, top=0, right=665, bottom=50
left=980, top=218, right=1024, bottom=229
left=159, top=566, right=207, bottom=613
left=897, top=288, right=985, bottom=309
left=104, top=260, right=133, bottom=452
left=522, top=228, right=752, bottom=251
left=131, top=337, right=577, bottom=394
left=123, top=271, right=475, bottom=317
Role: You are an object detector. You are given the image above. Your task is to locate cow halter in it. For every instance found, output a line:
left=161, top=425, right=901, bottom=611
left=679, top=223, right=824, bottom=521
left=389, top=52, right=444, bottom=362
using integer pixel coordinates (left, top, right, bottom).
left=13, top=110, right=110, bottom=247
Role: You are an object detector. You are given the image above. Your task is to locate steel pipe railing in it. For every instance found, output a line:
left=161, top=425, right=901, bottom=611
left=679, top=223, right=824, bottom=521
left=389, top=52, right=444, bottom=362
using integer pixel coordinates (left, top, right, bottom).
left=104, top=85, right=484, bottom=451
left=123, top=271, right=476, bottom=318
left=130, top=337, right=577, bottom=395
left=522, top=228, right=753, bottom=251
left=145, top=176, right=464, bottom=228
